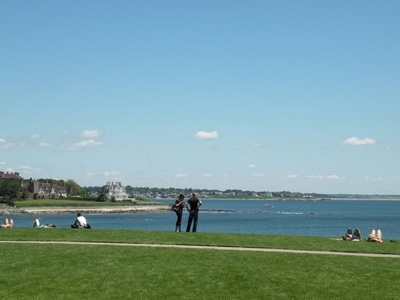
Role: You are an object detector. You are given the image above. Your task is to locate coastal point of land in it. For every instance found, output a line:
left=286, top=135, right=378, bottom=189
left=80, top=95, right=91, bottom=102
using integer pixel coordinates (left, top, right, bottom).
left=1, top=205, right=170, bottom=215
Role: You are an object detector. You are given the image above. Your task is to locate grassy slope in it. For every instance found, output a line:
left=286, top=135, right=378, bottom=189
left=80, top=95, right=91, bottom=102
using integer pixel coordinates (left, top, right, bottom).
left=1, top=241, right=400, bottom=300
left=1, top=228, right=400, bottom=255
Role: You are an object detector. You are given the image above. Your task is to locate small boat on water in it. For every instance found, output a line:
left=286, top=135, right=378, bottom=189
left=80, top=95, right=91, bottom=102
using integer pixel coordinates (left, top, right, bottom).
left=264, top=204, right=274, bottom=208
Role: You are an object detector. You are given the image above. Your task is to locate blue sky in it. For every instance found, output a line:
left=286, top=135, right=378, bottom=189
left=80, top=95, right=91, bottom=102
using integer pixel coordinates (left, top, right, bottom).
left=1, top=1, right=399, bottom=194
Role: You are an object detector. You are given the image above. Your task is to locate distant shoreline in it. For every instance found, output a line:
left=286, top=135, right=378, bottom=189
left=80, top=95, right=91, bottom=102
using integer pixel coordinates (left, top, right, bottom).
left=1, top=205, right=171, bottom=215
left=153, top=197, right=400, bottom=201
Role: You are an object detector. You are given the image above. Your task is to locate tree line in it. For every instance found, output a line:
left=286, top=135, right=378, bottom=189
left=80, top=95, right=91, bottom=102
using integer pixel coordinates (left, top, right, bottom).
left=0, top=178, right=86, bottom=203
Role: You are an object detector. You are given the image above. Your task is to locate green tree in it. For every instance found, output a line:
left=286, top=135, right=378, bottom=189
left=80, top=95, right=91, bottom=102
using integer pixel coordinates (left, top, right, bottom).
left=0, top=179, right=21, bottom=200
left=65, top=180, right=86, bottom=197
left=97, top=186, right=109, bottom=202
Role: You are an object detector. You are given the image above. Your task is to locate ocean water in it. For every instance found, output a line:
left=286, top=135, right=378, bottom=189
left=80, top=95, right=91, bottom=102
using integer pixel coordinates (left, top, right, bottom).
left=8, top=200, right=400, bottom=239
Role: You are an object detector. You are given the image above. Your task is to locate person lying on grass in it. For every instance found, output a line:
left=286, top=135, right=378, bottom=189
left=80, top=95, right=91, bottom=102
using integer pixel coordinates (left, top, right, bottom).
left=0, top=218, right=13, bottom=228
left=342, top=228, right=362, bottom=241
left=33, top=218, right=56, bottom=228
left=367, top=228, right=383, bottom=243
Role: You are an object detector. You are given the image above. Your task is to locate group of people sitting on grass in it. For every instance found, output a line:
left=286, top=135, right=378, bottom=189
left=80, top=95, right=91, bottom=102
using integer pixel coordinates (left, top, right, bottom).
left=342, top=228, right=383, bottom=243
left=1, top=213, right=91, bottom=229
left=32, top=213, right=91, bottom=229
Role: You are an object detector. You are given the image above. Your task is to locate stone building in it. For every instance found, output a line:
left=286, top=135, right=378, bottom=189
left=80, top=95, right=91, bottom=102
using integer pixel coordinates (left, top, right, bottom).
left=29, top=179, right=67, bottom=199
left=105, top=182, right=129, bottom=201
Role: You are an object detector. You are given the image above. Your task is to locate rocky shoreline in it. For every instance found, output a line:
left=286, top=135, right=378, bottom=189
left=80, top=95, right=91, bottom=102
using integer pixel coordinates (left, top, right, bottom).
left=0, top=204, right=170, bottom=215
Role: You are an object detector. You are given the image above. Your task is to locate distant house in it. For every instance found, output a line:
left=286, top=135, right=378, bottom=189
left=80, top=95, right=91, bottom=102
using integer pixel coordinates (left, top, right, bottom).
left=29, top=179, right=67, bottom=199
left=0, top=171, right=24, bottom=188
left=105, top=182, right=129, bottom=201
left=0, top=171, right=23, bottom=180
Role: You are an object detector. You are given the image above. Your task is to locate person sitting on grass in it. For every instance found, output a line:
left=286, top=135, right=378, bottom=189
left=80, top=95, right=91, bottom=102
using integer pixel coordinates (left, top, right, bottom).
left=0, top=218, right=14, bottom=228
left=71, top=213, right=91, bottom=229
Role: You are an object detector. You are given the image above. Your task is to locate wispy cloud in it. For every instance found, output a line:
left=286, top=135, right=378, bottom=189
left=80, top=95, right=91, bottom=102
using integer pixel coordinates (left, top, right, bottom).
left=308, top=175, right=342, bottom=180
left=249, top=164, right=256, bottom=168
left=203, top=173, right=212, bottom=178
left=343, top=137, right=376, bottom=146
left=252, top=142, right=267, bottom=148
left=81, top=129, right=103, bottom=139
left=17, top=165, right=42, bottom=174
left=253, top=173, right=266, bottom=177
left=0, top=161, right=7, bottom=165
left=174, top=173, right=188, bottom=178
left=85, top=172, right=98, bottom=177
left=39, top=142, right=53, bottom=147
left=18, top=165, right=32, bottom=170
left=0, top=138, right=16, bottom=150
left=287, top=174, right=299, bottom=179
left=103, top=171, right=120, bottom=177
left=194, top=131, right=220, bottom=140
left=67, top=140, right=105, bottom=152
left=29, top=134, right=40, bottom=140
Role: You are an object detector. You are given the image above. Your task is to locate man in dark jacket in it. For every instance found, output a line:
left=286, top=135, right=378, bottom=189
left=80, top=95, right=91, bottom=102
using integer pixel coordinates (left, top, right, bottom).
left=186, top=193, right=203, bottom=232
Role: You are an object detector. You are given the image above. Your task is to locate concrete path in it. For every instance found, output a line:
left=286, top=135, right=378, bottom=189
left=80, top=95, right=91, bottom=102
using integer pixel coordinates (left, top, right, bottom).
left=1, top=240, right=400, bottom=258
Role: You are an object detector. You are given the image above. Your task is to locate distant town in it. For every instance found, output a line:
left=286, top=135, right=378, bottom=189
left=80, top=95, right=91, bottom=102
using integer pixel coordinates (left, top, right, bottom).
left=1, top=171, right=399, bottom=202
left=85, top=184, right=400, bottom=200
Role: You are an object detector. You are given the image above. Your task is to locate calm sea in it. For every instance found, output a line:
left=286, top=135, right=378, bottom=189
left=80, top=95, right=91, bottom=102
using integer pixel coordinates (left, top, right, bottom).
left=10, top=200, right=400, bottom=239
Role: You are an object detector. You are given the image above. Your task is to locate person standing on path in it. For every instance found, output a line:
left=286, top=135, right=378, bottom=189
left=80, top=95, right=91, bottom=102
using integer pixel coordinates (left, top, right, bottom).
left=173, top=194, right=185, bottom=232
left=186, top=193, right=202, bottom=232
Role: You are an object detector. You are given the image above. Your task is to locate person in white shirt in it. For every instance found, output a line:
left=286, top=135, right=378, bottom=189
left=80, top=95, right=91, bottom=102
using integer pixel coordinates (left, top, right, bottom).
left=72, top=213, right=88, bottom=228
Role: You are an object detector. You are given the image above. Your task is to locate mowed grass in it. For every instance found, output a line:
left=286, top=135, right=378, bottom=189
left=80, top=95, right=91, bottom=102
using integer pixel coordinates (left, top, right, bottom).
left=1, top=241, right=400, bottom=300
left=1, top=228, right=400, bottom=255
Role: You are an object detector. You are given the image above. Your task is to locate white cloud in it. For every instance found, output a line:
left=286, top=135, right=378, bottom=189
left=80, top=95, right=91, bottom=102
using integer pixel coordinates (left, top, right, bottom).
left=67, top=140, right=105, bottom=151
left=194, top=131, right=220, bottom=140
left=174, top=173, right=188, bottom=178
left=326, top=175, right=342, bottom=179
left=85, top=172, right=98, bottom=177
left=81, top=129, right=102, bottom=139
left=0, top=161, right=7, bottom=165
left=0, top=138, right=16, bottom=150
left=18, top=166, right=32, bottom=170
left=249, top=164, right=256, bottom=168
left=253, top=173, right=266, bottom=177
left=252, top=142, right=267, bottom=148
left=61, top=130, right=71, bottom=137
left=308, top=175, right=342, bottom=180
left=287, top=175, right=299, bottom=179
left=103, top=171, right=120, bottom=177
left=203, top=173, right=212, bottom=178
left=343, top=137, right=377, bottom=146
left=29, top=134, right=40, bottom=140
left=39, top=142, right=52, bottom=147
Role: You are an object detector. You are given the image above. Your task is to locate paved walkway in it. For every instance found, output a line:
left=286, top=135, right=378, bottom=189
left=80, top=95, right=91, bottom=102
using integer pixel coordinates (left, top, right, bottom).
left=1, top=240, right=400, bottom=258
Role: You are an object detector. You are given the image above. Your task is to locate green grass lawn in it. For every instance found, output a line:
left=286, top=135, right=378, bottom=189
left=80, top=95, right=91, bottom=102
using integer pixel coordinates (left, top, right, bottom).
left=1, top=228, right=400, bottom=255
left=1, top=235, right=400, bottom=299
